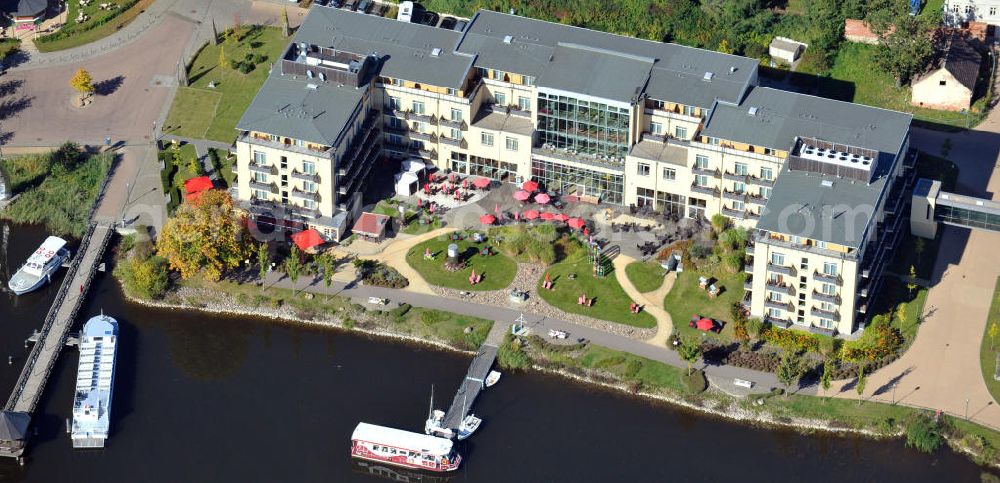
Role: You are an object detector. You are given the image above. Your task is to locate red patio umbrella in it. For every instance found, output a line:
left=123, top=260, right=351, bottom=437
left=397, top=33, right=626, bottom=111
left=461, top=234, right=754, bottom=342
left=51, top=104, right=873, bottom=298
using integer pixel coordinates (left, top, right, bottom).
left=480, top=214, right=496, bottom=225
left=473, top=177, right=491, bottom=189
left=184, top=176, right=214, bottom=194
left=567, top=217, right=586, bottom=229
left=523, top=209, right=540, bottom=220
left=522, top=180, right=539, bottom=192
left=534, top=193, right=551, bottom=204
left=291, top=229, right=324, bottom=251
left=540, top=212, right=556, bottom=221
left=545, top=273, right=551, bottom=283
left=417, top=198, right=423, bottom=208
left=513, top=190, right=531, bottom=201
left=554, top=213, right=570, bottom=222
left=696, top=318, right=715, bottom=331
left=429, top=203, right=436, bottom=214
left=463, top=179, right=469, bottom=189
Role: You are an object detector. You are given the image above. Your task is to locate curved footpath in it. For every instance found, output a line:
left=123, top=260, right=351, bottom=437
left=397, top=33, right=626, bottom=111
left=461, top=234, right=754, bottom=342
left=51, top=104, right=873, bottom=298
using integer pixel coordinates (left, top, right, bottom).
left=611, top=255, right=674, bottom=346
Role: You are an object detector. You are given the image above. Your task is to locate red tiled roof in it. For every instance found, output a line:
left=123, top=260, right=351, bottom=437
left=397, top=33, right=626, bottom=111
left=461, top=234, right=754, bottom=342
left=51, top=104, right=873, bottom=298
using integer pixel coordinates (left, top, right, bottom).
left=352, top=212, right=390, bottom=237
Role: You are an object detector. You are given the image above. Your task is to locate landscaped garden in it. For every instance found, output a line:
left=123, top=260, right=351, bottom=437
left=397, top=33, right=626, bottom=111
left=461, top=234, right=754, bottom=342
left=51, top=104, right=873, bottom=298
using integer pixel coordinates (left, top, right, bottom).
left=663, top=269, right=746, bottom=341
left=625, top=259, right=666, bottom=293
left=35, top=0, right=156, bottom=53
left=164, top=26, right=287, bottom=142
left=372, top=199, right=444, bottom=236
left=405, top=235, right=517, bottom=291
left=158, top=141, right=203, bottom=214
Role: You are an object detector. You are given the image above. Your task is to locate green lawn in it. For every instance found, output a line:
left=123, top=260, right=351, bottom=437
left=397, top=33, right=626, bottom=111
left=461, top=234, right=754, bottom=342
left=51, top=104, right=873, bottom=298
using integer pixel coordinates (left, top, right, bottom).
left=537, top=252, right=656, bottom=329
left=159, top=143, right=202, bottom=214
left=663, top=270, right=745, bottom=341
left=164, top=26, right=288, bottom=143
left=980, top=277, right=1000, bottom=406
left=625, top=260, right=666, bottom=293
left=819, top=43, right=982, bottom=129
left=35, top=0, right=155, bottom=53
left=0, top=153, right=50, bottom=193
left=405, top=237, right=517, bottom=291
left=208, top=148, right=236, bottom=188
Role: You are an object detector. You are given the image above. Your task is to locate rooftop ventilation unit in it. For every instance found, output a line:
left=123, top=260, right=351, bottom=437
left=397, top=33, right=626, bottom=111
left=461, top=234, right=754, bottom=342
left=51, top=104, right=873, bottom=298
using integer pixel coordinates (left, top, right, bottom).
left=703, top=71, right=714, bottom=81
left=431, top=47, right=441, bottom=57
left=747, top=107, right=758, bottom=117
left=503, top=35, right=513, bottom=44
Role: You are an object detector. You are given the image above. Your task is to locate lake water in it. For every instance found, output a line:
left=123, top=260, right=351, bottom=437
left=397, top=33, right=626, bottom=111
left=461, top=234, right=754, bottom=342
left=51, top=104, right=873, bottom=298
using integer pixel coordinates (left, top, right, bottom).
left=0, top=222, right=988, bottom=482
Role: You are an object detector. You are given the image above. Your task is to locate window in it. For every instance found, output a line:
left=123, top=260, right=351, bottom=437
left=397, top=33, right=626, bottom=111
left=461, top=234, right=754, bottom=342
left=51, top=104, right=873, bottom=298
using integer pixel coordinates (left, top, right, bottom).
left=939, top=80, right=947, bottom=86
left=695, top=174, right=709, bottom=187
left=771, top=252, right=785, bottom=266
left=524, top=76, right=535, bottom=86
left=388, top=116, right=405, bottom=130
left=481, top=132, right=494, bottom=146
left=951, top=4, right=958, bottom=12
left=387, top=134, right=403, bottom=146
left=254, top=172, right=268, bottom=183
left=636, top=187, right=655, bottom=207
left=253, top=189, right=268, bottom=199
left=731, top=200, right=744, bottom=211
left=303, top=161, right=315, bottom=175
left=966, top=5, right=975, bottom=13
left=790, top=235, right=803, bottom=245
left=450, top=108, right=462, bottom=122
left=992, top=7, right=997, bottom=15
left=823, top=262, right=838, bottom=277
left=674, top=126, right=688, bottom=139
left=411, top=121, right=426, bottom=133
left=799, top=256, right=808, bottom=269
left=388, top=96, right=401, bottom=110
left=662, top=167, right=676, bottom=180
left=303, top=181, right=316, bottom=193
left=695, top=154, right=710, bottom=169
left=706, top=136, right=720, bottom=145
left=268, top=134, right=279, bottom=142
left=649, top=99, right=664, bottom=109
left=505, top=137, right=518, bottom=151
left=821, top=283, right=836, bottom=295
left=650, top=122, right=663, bottom=135
left=518, top=96, right=530, bottom=111
left=818, top=318, right=834, bottom=329
left=492, top=69, right=506, bottom=80
left=815, top=240, right=828, bottom=249
left=770, top=292, right=784, bottom=302
left=637, top=163, right=650, bottom=176
left=450, top=128, right=462, bottom=140
left=494, top=92, right=506, bottom=106
left=412, top=100, right=425, bottom=114
left=733, top=181, right=746, bottom=194
left=734, top=162, right=748, bottom=176
left=304, top=199, right=316, bottom=210
left=683, top=105, right=697, bottom=116
left=253, top=151, right=266, bottom=164
left=820, top=302, right=835, bottom=312
left=767, top=308, right=783, bottom=318
left=293, top=139, right=305, bottom=147
left=760, top=186, right=772, bottom=199
left=392, top=78, right=403, bottom=86
left=760, top=167, right=773, bottom=181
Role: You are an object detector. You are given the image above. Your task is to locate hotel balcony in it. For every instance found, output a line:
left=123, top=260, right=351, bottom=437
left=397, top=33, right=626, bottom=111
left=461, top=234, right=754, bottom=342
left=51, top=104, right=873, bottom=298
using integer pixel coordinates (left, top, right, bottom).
left=810, top=306, right=841, bottom=322
left=808, top=325, right=837, bottom=337
left=743, top=277, right=753, bottom=291
left=745, top=211, right=761, bottom=221
left=692, top=166, right=721, bottom=178
left=721, top=207, right=745, bottom=219
left=439, top=136, right=468, bottom=149
left=249, top=162, right=276, bottom=175
left=765, top=280, right=795, bottom=296
left=745, top=243, right=754, bottom=256
left=813, top=271, right=843, bottom=285
left=248, top=180, right=278, bottom=194
left=812, top=290, right=842, bottom=304
left=409, top=131, right=437, bottom=143
left=750, top=176, right=775, bottom=188
left=767, top=263, right=796, bottom=276
left=722, top=190, right=747, bottom=202
left=744, top=263, right=754, bottom=274
left=290, top=189, right=321, bottom=202
left=764, top=298, right=793, bottom=312
left=747, top=193, right=768, bottom=205
left=438, top=117, right=468, bottom=130
left=690, top=183, right=719, bottom=197
left=723, top=171, right=749, bottom=182
left=290, top=170, right=320, bottom=183
left=765, top=315, right=793, bottom=329
left=239, top=132, right=333, bottom=159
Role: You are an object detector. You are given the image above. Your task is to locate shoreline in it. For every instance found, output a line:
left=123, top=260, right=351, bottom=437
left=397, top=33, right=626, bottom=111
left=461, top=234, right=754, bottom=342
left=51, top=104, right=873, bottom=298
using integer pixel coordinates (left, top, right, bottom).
left=119, top=286, right=936, bottom=443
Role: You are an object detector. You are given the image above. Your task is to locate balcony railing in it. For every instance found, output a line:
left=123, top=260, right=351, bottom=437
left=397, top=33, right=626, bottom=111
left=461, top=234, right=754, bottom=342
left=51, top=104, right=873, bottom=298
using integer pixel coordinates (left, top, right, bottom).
left=810, top=306, right=841, bottom=321
left=409, top=131, right=437, bottom=143
left=764, top=298, right=793, bottom=312
left=239, top=132, right=333, bottom=159
left=721, top=207, right=745, bottom=219
left=690, top=183, right=719, bottom=197
left=809, top=325, right=837, bottom=337
left=746, top=211, right=761, bottom=220
left=767, top=263, right=796, bottom=276
left=692, top=166, right=720, bottom=178
left=751, top=177, right=775, bottom=188
left=722, top=190, right=747, bottom=202
left=747, top=193, right=768, bottom=205
left=812, top=290, right=841, bottom=304
left=723, top=171, right=749, bottom=182
left=438, top=117, right=468, bottom=130
left=745, top=243, right=754, bottom=255
left=765, top=281, right=794, bottom=296
left=744, top=263, right=754, bottom=274
left=439, top=136, right=467, bottom=149
left=249, top=163, right=276, bottom=175
left=290, top=189, right=321, bottom=202
left=743, top=278, right=753, bottom=291
left=813, top=271, right=843, bottom=285
left=290, top=170, right=320, bottom=183
left=765, top=316, right=793, bottom=329
left=248, top=180, right=278, bottom=194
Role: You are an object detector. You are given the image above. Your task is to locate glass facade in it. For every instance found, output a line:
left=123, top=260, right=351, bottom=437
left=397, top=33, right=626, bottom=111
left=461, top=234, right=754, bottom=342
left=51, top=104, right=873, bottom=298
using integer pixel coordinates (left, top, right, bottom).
left=531, top=158, right=623, bottom=204
left=936, top=204, right=1000, bottom=231
left=465, top=155, right=518, bottom=181
left=536, top=92, right=631, bottom=158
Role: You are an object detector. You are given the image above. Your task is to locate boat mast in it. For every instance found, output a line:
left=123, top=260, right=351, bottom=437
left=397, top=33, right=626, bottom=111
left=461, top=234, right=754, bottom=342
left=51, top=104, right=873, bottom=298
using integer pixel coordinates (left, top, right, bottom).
left=428, top=385, right=434, bottom=419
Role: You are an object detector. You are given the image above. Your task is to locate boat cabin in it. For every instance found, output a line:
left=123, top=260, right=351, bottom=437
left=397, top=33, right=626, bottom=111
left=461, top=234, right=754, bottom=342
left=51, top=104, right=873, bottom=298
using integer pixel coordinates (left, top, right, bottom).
left=351, top=422, right=461, bottom=472
left=23, top=236, right=66, bottom=277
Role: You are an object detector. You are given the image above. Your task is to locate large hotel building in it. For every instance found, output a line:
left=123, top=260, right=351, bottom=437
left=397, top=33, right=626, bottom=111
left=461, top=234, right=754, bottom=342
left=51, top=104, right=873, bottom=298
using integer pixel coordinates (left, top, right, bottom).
left=234, top=7, right=915, bottom=337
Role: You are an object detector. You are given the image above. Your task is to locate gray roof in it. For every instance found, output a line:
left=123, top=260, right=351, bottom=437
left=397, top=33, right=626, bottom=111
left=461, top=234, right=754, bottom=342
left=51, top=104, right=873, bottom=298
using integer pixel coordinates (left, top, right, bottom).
left=236, top=75, right=364, bottom=147
left=916, top=33, right=981, bottom=91
left=1, top=0, right=48, bottom=16
left=0, top=411, right=29, bottom=441
left=471, top=110, right=534, bottom=136
left=295, top=7, right=474, bottom=89
left=535, top=43, right=653, bottom=102
left=457, top=10, right=756, bottom=108
left=701, top=86, right=912, bottom=154
left=756, top=169, right=885, bottom=248
left=629, top=139, right=688, bottom=166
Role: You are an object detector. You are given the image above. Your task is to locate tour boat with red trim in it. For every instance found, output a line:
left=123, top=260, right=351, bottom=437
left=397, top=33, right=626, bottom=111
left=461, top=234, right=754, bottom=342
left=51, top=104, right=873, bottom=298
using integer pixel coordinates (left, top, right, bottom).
left=351, top=423, right=462, bottom=473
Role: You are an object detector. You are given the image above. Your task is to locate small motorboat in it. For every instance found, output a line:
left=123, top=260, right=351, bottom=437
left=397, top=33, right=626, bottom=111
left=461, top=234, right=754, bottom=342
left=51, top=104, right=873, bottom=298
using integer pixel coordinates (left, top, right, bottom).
left=485, top=370, right=501, bottom=388
left=8, top=236, right=70, bottom=295
left=548, top=329, right=568, bottom=339
left=456, top=414, right=481, bottom=441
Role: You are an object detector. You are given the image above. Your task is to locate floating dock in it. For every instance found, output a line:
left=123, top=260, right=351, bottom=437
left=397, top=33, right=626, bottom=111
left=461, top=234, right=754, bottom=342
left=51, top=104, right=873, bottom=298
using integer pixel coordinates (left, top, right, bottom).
left=438, top=322, right=506, bottom=433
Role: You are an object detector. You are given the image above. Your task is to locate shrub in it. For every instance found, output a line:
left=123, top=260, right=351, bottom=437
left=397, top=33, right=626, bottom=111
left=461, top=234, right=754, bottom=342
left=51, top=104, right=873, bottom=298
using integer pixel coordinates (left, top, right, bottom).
left=498, top=335, right=530, bottom=370
left=762, top=327, right=820, bottom=353
left=689, top=244, right=712, bottom=259
left=623, top=359, right=642, bottom=379
left=114, top=255, right=169, bottom=300
left=905, top=414, right=943, bottom=453
left=746, top=318, right=765, bottom=339
left=353, top=259, right=409, bottom=288
left=721, top=252, right=744, bottom=273
left=710, top=213, right=729, bottom=234
left=682, top=370, right=708, bottom=395
left=420, top=310, right=447, bottom=326
left=390, top=303, right=412, bottom=321
left=238, top=62, right=254, bottom=74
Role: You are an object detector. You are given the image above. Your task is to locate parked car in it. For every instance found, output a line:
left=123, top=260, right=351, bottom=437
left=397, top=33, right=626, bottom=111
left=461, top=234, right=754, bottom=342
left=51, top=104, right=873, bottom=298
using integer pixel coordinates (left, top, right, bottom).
left=397, top=1, right=414, bottom=22
left=418, top=11, right=439, bottom=26
left=439, top=16, right=457, bottom=30
left=357, top=0, right=372, bottom=13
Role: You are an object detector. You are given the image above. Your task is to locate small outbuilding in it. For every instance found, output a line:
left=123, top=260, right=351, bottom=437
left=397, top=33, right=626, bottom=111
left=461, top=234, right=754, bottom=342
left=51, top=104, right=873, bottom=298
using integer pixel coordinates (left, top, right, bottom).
left=1, top=0, right=51, bottom=29
left=351, top=212, right=390, bottom=242
left=768, top=36, right=807, bottom=64
left=911, top=34, right=982, bottom=112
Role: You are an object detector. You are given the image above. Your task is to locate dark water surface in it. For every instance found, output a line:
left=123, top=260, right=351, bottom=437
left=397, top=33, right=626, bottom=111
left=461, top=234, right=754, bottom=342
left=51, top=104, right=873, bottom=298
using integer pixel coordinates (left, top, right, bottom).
left=0, top=222, right=988, bottom=482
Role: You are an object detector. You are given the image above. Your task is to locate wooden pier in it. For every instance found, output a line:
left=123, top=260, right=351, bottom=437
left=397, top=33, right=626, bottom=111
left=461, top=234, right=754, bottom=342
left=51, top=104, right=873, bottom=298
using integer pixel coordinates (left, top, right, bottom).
left=440, top=323, right=506, bottom=431
left=0, top=223, right=114, bottom=459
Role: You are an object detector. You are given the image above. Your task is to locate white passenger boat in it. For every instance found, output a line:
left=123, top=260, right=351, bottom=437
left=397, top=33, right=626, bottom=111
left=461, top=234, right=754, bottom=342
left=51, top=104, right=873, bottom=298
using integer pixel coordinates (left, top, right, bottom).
left=8, top=236, right=70, bottom=295
left=351, top=423, right=462, bottom=472
left=485, top=370, right=501, bottom=388
left=71, top=313, right=118, bottom=449
left=455, top=414, right=481, bottom=441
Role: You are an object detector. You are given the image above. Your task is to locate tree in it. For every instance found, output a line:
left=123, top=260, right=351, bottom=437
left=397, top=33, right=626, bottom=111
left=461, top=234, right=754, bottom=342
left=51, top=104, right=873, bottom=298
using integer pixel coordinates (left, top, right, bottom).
left=776, top=353, right=804, bottom=394
left=990, top=321, right=999, bottom=351
left=896, top=303, right=907, bottom=327
left=284, top=245, right=303, bottom=295
left=319, top=251, right=335, bottom=299
left=677, top=338, right=702, bottom=376
left=710, top=213, right=729, bottom=235
left=820, top=361, right=833, bottom=398
left=914, top=237, right=926, bottom=266
left=907, top=265, right=918, bottom=296
left=50, top=141, right=82, bottom=175
left=219, top=45, right=228, bottom=69
left=856, top=366, right=867, bottom=405
left=114, top=255, right=169, bottom=300
left=70, top=68, right=94, bottom=100
left=257, top=242, right=269, bottom=289
left=806, top=0, right=844, bottom=58
left=281, top=7, right=290, bottom=37
left=716, top=39, right=733, bottom=54
left=156, top=190, right=253, bottom=281
left=868, top=0, right=936, bottom=86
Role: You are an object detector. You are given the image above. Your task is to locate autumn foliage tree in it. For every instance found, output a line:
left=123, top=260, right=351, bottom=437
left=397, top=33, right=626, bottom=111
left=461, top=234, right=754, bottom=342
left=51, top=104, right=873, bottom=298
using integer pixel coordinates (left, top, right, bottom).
left=156, top=190, right=252, bottom=281
left=70, top=68, right=94, bottom=100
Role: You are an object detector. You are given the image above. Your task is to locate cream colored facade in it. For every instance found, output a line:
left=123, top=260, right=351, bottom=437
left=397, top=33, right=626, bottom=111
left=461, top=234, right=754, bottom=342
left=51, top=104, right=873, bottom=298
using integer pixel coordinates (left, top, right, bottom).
left=911, top=68, right=974, bottom=111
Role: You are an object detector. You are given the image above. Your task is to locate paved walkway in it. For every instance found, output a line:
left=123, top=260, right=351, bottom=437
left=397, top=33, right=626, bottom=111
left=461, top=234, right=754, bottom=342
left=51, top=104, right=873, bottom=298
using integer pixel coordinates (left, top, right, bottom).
left=611, top=255, right=673, bottom=346
left=332, top=227, right=457, bottom=296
